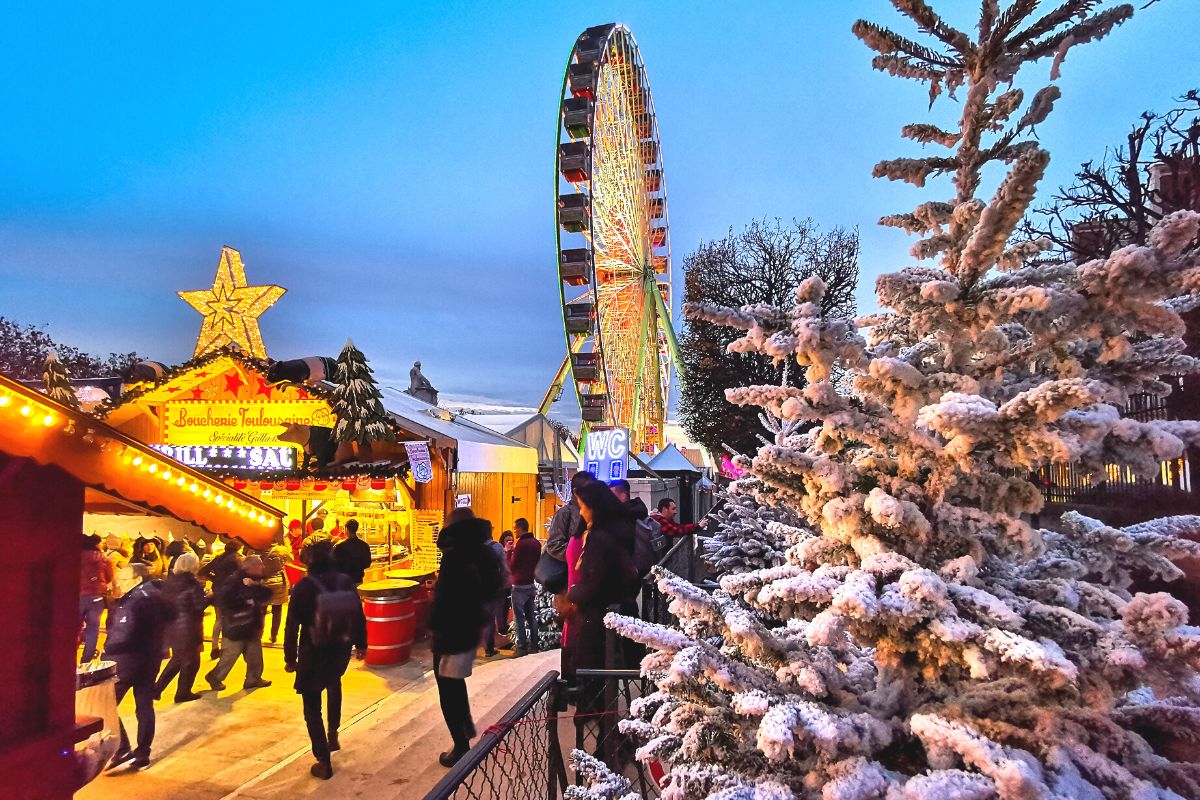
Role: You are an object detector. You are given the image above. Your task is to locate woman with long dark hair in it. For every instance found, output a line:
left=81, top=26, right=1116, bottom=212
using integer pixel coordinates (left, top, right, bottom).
left=566, top=481, right=640, bottom=675
left=429, top=508, right=502, bottom=767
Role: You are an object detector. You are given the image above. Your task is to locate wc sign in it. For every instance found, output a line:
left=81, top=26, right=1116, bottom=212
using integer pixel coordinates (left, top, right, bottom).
left=582, top=427, right=629, bottom=482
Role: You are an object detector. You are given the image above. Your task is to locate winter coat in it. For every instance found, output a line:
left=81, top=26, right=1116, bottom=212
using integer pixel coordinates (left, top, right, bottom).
left=300, top=532, right=333, bottom=566
left=259, top=544, right=292, bottom=605
left=131, top=538, right=170, bottom=579
left=217, top=569, right=272, bottom=641
left=649, top=512, right=701, bottom=540
left=509, top=533, right=542, bottom=586
left=284, top=565, right=367, bottom=694
left=161, top=572, right=209, bottom=651
left=334, top=537, right=373, bottom=585
left=164, top=540, right=188, bottom=573
left=489, top=540, right=512, bottom=595
left=544, top=499, right=584, bottom=562
left=105, top=579, right=175, bottom=682
left=430, top=518, right=502, bottom=655
left=567, top=520, right=640, bottom=672
left=80, top=549, right=114, bottom=597
left=200, top=549, right=241, bottom=592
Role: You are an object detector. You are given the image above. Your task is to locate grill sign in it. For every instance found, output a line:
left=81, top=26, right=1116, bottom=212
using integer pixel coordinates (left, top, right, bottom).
left=150, top=444, right=297, bottom=473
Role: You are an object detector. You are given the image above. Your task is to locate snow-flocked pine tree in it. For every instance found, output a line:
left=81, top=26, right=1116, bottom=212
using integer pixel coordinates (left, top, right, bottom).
left=585, top=3, right=1200, bottom=799
left=702, top=491, right=809, bottom=576
left=42, top=350, right=79, bottom=409
left=331, top=340, right=396, bottom=444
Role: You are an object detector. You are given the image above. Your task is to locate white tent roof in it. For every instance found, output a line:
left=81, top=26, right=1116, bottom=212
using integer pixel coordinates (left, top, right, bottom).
left=460, top=411, right=582, bottom=467
left=382, top=391, right=539, bottom=475
left=645, top=443, right=702, bottom=473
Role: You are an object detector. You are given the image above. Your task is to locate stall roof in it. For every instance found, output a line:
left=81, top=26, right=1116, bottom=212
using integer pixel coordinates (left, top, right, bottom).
left=382, top=391, right=539, bottom=475
left=0, top=375, right=284, bottom=548
left=460, top=411, right=581, bottom=465
left=645, top=443, right=702, bottom=474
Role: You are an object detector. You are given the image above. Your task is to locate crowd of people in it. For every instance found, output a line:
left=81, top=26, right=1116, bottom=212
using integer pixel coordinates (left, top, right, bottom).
left=80, top=477, right=703, bottom=778
left=78, top=513, right=374, bottom=775
left=427, top=473, right=702, bottom=767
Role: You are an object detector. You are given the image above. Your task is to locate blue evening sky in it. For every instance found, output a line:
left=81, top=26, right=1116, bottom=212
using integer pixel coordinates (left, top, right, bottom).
left=3, top=1, right=1197, bottom=415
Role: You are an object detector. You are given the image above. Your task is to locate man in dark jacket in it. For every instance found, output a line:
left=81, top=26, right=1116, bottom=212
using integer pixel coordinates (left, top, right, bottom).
left=104, top=562, right=175, bottom=771
left=200, top=542, right=241, bottom=659
left=507, top=518, right=541, bottom=656
left=333, top=519, right=372, bottom=585
left=285, top=540, right=366, bottom=780
left=205, top=555, right=273, bottom=691
left=430, top=509, right=502, bottom=766
left=155, top=553, right=209, bottom=702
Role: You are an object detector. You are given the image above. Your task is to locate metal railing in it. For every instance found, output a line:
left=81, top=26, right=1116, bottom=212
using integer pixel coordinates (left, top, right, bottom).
left=423, top=671, right=567, bottom=800
left=421, top=669, right=661, bottom=800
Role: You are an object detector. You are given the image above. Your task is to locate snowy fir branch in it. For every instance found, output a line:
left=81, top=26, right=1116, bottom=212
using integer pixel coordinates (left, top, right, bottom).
left=604, top=3, right=1200, bottom=798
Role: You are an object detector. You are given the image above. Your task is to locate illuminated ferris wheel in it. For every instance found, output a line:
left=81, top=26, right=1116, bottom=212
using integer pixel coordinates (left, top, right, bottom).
left=548, top=23, right=683, bottom=456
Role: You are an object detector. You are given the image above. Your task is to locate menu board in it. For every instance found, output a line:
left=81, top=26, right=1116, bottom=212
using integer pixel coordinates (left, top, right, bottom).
left=411, top=509, right=444, bottom=572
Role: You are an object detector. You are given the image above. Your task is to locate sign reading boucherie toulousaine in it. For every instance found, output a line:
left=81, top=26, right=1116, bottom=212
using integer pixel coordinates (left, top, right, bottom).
left=150, top=444, right=297, bottom=473
left=162, top=400, right=334, bottom=447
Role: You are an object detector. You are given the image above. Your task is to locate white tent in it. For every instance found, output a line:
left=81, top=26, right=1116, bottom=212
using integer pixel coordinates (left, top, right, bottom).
left=382, top=391, right=538, bottom=475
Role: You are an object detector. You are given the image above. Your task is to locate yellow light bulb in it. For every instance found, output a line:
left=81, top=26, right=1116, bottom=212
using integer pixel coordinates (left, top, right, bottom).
left=42, top=414, right=55, bottom=427
left=20, top=405, right=31, bottom=417
left=0, top=395, right=10, bottom=407
left=190, top=483, right=199, bottom=493
left=214, top=494, right=223, bottom=504
left=162, top=470, right=172, bottom=481
left=148, top=464, right=157, bottom=474
left=177, top=477, right=186, bottom=487
left=132, top=456, right=143, bottom=467
left=203, top=489, right=212, bottom=499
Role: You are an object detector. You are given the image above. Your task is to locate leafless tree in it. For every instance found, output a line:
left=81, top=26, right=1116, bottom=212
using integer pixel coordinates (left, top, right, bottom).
left=1020, top=89, right=1200, bottom=256
left=679, top=219, right=858, bottom=458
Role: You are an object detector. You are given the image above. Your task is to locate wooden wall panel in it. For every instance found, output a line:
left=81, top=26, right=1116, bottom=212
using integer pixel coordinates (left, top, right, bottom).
left=0, top=454, right=83, bottom=800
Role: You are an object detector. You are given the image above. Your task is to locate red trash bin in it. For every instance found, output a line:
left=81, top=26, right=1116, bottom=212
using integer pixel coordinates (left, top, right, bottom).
left=358, top=579, right=417, bottom=666
left=385, top=568, right=436, bottom=641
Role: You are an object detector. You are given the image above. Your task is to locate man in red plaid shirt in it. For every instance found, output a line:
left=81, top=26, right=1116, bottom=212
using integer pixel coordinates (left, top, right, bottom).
left=649, top=498, right=703, bottom=540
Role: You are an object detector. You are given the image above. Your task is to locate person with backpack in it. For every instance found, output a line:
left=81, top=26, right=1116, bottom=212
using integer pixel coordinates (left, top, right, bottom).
left=610, top=479, right=664, bottom=576
left=205, top=555, right=273, bottom=691
left=104, top=562, right=175, bottom=771
left=80, top=534, right=114, bottom=663
left=200, top=541, right=242, bottom=659
left=284, top=540, right=366, bottom=781
left=259, top=535, right=293, bottom=645
left=333, top=519, right=373, bottom=585
left=429, top=508, right=502, bottom=767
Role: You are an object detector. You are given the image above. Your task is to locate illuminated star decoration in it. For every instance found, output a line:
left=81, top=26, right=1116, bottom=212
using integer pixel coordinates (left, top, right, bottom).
left=178, top=246, right=285, bottom=360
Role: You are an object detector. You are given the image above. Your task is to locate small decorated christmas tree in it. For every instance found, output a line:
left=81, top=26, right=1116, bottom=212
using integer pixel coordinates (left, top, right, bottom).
left=330, top=340, right=396, bottom=445
left=588, top=3, right=1200, bottom=799
left=42, top=351, right=79, bottom=409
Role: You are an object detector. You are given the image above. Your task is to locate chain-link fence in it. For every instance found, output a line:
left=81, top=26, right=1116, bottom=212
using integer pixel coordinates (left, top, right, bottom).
left=423, top=671, right=568, bottom=800
left=422, top=669, right=663, bottom=800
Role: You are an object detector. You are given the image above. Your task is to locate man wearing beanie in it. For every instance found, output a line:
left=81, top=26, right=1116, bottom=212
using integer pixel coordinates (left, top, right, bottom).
left=206, top=554, right=273, bottom=691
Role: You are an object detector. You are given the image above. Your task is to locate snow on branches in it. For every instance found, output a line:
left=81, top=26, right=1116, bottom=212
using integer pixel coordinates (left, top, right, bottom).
left=601, top=3, right=1200, bottom=799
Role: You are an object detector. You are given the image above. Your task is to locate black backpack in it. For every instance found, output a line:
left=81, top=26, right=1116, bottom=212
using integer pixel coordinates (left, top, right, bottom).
left=310, top=573, right=360, bottom=647
left=632, top=520, right=659, bottom=578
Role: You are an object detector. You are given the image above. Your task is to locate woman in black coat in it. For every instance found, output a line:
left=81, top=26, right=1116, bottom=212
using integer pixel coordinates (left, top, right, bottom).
left=566, top=481, right=641, bottom=675
left=154, top=553, right=209, bottom=702
left=429, top=509, right=502, bottom=766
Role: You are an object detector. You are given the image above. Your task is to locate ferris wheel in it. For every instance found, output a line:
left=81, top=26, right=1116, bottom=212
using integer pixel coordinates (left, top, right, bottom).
left=545, top=23, right=684, bottom=456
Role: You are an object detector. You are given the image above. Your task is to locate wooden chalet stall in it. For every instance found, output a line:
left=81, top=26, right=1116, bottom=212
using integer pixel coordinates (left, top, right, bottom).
left=384, top=392, right=540, bottom=536
left=0, top=374, right=282, bottom=800
left=98, top=349, right=452, bottom=577
left=459, top=411, right=579, bottom=532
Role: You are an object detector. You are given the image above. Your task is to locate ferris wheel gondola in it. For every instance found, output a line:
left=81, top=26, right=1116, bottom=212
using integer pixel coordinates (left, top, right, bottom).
left=551, top=23, right=683, bottom=456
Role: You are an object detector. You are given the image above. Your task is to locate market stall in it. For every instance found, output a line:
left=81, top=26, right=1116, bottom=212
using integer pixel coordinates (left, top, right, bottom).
left=0, top=374, right=282, bottom=800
